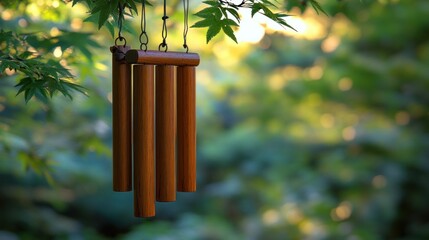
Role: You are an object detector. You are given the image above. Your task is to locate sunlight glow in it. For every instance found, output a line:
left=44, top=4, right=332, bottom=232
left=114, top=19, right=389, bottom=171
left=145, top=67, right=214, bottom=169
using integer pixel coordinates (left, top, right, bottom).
left=332, top=14, right=361, bottom=40
left=232, top=7, right=329, bottom=43
left=52, top=0, right=60, bottom=8
left=18, top=19, right=28, bottom=27
left=1, top=10, right=13, bottom=20
left=95, top=63, right=108, bottom=71
left=268, top=73, right=286, bottom=90
left=266, top=15, right=326, bottom=40
left=321, top=35, right=341, bottom=53
left=338, top=77, right=353, bottom=91
left=299, top=220, right=317, bottom=234
left=265, top=16, right=307, bottom=33
left=60, top=59, right=68, bottom=67
left=236, top=9, right=265, bottom=43
left=26, top=4, right=41, bottom=19
left=262, top=209, right=280, bottom=225
left=283, top=65, right=302, bottom=80
left=342, top=126, right=356, bottom=141
left=282, top=203, right=304, bottom=224
left=53, top=47, right=63, bottom=58
left=212, top=42, right=248, bottom=67
left=71, top=18, right=83, bottom=30
left=50, top=27, right=60, bottom=37
left=331, top=201, right=353, bottom=221
left=308, top=65, right=324, bottom=80
left=5, top=68, right=15, bottom=76
left=320, top=114, right=335, bottom=128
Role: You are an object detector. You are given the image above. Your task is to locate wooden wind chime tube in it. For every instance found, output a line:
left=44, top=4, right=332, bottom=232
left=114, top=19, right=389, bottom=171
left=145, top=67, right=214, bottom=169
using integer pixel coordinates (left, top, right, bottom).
left=155, top=65, right=177, bottom=202
left=110, top=45, right=132, bottom=192
left=133, top=64, right=156, bottom=217
left=177, top=66, right=197, bottom=192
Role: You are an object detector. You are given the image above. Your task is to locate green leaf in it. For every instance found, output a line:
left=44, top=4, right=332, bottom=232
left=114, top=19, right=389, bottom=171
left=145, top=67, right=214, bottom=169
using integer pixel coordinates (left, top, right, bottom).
left=194, top=7, right=220, bottom=18
left=24, top=87, right=36, bottom=103
left=6, top=61, right=20, bottom=70
left=98, top=7, right=110, bottom=29
left=259, top=4, right=276, bottom=19
left=226, top=8, right=240, bottom=22
left=276, top=16, right=297, bottom=31
left=309, top=0, right=328, bottom=15
left=57, top=81, right=73, bottom=100
left=261, top=0, right=278, bottom=8
left=251, top=4, right=262, bottom=17
left=203, top=0, right=219, bottom=7
left=0, top=60, right=10, bottom=72
left=90, top=0, right=106, bottom=14
left=222, top=24, right=237, bottom=43
left=105, top=21, right=115, bottom=38
left=222, top=19, right=239, bottom=27
left=36, top=87, right=50, bottom=104
left=191, top=19, right=213, bottom=28
left=72, top=0, right=83, bottom=6
left=62, top=81, right=89, bottom=96
left=15, top=78, right=33, bottom=96
left=110, top=0, right=120, bottom=14
left=206, top=24, right=221, bottom=43
left=83, top=13, right=99, bottom=24
left=18, top=51, right=34, bottom=59
left=125, top=0, right=138, bottom=14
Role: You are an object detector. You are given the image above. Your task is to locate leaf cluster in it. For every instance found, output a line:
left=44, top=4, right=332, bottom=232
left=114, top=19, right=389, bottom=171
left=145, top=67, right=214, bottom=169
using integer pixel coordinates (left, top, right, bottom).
left=192, top=0, right=326, bottom=43
left=192, top=1, right=240, bottom=43
left=0, top=30, right=87, bottom=103
left=72, top=0, right=146, bottom=37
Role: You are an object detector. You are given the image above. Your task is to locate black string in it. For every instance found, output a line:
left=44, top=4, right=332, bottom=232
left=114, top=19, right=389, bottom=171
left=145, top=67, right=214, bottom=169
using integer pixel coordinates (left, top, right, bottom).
left=159, top=0, right=168, bottom=51
left=183, top=0, right=189, bottom=53
left=139, top=0, right=149, bottom=51
left=115, top=3, right=127, bottom=46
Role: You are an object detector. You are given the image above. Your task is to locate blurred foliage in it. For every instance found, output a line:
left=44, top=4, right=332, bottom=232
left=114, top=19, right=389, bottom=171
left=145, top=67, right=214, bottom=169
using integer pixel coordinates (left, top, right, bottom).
left=1, top=0, right=429, bottom=239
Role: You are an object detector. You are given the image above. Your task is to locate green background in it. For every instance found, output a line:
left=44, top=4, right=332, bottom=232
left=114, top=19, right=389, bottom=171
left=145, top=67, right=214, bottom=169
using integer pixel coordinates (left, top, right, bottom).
left=1, top=0, right=429, bottom=239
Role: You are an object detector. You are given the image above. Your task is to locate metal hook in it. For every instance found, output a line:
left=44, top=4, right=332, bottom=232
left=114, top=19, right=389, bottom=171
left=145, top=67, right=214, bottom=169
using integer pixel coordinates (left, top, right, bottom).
left=115, top=36, right=127, bottom=47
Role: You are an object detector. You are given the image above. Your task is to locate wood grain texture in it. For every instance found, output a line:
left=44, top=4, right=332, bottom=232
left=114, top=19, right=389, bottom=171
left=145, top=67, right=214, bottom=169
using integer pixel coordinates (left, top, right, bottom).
left=133, top=64, right=156, bottom=217
left=111, top=45, right=132, bottom=192
left=176, top=67, right=197, bottom=192
left=155, top=65, right=176, bottom=202
left=126, top=50, right=200, bottom=66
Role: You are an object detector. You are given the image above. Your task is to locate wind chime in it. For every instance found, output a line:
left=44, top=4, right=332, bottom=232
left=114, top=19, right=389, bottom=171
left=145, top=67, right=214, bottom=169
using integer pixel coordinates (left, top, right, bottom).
left=110, top=0, right=198, bottom=217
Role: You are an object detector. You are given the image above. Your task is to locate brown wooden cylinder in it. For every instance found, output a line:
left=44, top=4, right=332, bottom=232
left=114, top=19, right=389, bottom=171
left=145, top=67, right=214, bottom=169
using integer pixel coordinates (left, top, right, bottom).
left=177, top=66, right=197, bottom=192
left=126, top=50, right=200, bottom=66
left=156, top=65, right=176, bottom=202
left=133, top=64, right=156, bottom=217
left=111, top=45, right=132, bottom=192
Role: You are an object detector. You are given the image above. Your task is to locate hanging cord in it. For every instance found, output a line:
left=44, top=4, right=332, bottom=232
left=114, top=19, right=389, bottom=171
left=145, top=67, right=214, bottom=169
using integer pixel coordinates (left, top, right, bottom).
left=158, top=0, right=169, bottom=52
left=182, top=0, right=189, bottom=53
left=139, top=0, right=149, bottom=51
left=115, top=3, right=127, bottom=47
